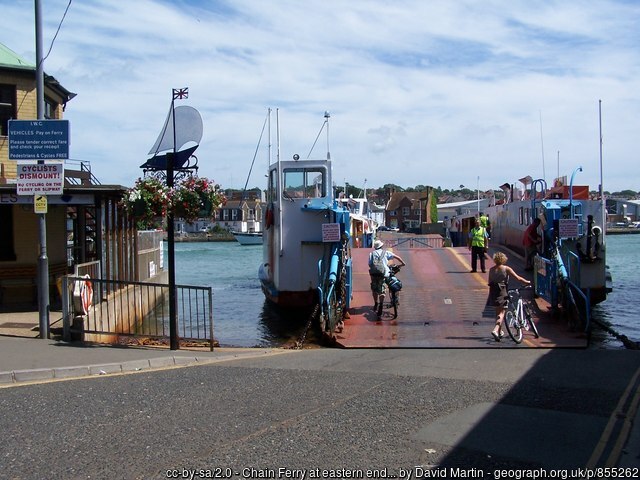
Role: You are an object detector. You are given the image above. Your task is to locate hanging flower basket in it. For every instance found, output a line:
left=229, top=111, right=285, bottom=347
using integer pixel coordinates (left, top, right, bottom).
left=199, top=197, right=213, bottom=217
left=132, top=198, right=147, bottom=217
left=123, top=177, right=171, bottom=230
left=123, top=176, right=225, bottom=229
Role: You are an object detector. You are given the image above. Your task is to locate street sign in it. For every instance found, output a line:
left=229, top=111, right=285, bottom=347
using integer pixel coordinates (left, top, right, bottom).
left=34, top=194, right=48, bottom=214
left=8, top=119, right=70, bottom=160
left=16, top=161, right=64, bottom=195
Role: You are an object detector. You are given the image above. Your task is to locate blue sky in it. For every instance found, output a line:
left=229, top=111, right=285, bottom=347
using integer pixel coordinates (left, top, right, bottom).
left=2, top=0, right=639, bottom=193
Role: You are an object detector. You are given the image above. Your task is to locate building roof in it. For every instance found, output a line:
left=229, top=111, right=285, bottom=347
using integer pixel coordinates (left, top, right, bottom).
left=0, top=42, right=76, bottom=104
left=386, top=191, right=428, bottom=210
left=0, top=43, right=35, bottom=70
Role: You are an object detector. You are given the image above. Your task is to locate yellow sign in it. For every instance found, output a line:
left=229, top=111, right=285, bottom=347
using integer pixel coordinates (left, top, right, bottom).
left=34, top=194, right=48, bottom=214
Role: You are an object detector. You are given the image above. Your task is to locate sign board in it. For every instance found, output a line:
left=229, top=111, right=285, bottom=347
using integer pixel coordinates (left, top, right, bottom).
left=322, top=223, right=341, bottom=243
left=16, top=161, right=64, bottom=195
left=8, top=119, right=70, bottom=160
left=558, top=218, right=579, bottom=238
left=34, top=194, right=48, bottom=214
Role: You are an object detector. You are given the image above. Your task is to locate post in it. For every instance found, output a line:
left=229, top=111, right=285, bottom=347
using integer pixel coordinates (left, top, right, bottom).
left=168, top=96, right=178, bottom=350
left=476, top=176, right=480, bottom=215
left=35, top=0, right=50, bottom=338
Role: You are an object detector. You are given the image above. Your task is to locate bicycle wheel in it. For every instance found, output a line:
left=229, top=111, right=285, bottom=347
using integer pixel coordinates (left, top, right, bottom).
left=524, top=304, right=539, bottom=338
left=504, top=310, right=523, bottom=343
left=391, top=291, right=399, bottom=319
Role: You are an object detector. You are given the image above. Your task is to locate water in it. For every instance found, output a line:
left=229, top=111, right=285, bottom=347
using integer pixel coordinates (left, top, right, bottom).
left=168, top=241, right=309, bottom=347
left=590, top=234, right=640, bottom=349
left=168, top=235, right=640, bottom=349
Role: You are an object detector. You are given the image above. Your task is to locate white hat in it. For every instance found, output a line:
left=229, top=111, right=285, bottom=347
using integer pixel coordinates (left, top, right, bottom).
left=373, top=239, right=384, bottom=249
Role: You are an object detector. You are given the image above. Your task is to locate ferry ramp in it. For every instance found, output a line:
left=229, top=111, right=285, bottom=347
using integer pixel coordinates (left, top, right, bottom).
left=337, top=243, right=588, bottom=348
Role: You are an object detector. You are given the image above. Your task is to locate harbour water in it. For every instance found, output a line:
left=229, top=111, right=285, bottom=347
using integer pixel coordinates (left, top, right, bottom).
left=590, top=233, right=640, bottom=349
left=168, top=235, right=638, bottom=349
left=170, top=241, right=309, bottom=347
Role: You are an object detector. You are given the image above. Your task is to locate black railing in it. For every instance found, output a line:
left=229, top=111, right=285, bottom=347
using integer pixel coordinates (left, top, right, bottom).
left=62, top=276, right=214, bottom=350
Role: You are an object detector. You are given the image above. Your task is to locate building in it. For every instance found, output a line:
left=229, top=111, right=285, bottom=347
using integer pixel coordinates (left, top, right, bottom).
left=213, top=198, right=263, bottom=233
left=1, top=42, right=148, bottom=310
left=385, top=190, right=433, bottom=232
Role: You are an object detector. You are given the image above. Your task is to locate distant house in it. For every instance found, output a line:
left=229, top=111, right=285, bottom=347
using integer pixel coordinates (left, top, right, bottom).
left=213, top=195, right=264, bottom=233
left=385, top=191, right=433, bottom=232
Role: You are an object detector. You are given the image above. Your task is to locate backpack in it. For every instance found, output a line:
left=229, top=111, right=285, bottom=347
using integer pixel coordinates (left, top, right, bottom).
left=369, top=249, right=387, bottom=277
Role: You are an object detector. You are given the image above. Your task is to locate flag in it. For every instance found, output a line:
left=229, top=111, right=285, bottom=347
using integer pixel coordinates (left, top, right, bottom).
left=173, top=88, right=189, bottom=100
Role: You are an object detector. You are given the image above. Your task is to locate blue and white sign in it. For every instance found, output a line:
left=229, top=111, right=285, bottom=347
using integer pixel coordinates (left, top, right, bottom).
left=8, top=119, right=70, bottom=160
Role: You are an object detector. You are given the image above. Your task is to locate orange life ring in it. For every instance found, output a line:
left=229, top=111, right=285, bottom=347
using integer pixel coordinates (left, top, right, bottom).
left=73, top=275, right=93, bottom=315
left=265, top=204, right=274, bottom=229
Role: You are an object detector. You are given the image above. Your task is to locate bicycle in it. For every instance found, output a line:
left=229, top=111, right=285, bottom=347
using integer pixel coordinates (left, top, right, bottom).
left=382, top=264, right=403, bottom=319
left=503, top=285, right=539, bottom=344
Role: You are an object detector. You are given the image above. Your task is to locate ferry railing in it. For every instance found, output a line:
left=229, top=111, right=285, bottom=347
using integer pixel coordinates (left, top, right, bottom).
left=386, top=236, right=444, bottom=249
left=61, top=276, right=214, bottom=350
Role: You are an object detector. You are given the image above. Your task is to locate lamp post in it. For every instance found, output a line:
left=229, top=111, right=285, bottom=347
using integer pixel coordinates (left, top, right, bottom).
left=142, top=87, right=198, bottom=350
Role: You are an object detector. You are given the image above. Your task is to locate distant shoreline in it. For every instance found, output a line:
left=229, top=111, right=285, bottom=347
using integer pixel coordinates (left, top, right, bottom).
left=606, top=228, right=640, bottom=235
left=163, top=232, right=236, bottom=242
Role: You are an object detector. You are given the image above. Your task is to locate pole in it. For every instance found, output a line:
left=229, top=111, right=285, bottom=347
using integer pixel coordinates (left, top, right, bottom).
left=167, top=94, right=178, bottom=350
left=35, top=0, right=49, bottom=339
left=599, top=100, right=606, bottom=240
left=477, top=176, right=480, bottom=214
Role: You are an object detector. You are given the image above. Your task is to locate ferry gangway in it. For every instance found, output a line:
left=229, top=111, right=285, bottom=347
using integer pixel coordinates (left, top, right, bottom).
left=61, top=276, right=214, bottom=350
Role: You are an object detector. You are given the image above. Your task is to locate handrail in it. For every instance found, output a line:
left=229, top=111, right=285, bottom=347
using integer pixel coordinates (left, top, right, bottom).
left=553, top=243, right=589, bottom=332
left=569, top=166, right=583, bottom=218
left=530, top=179, right=547, bottom=218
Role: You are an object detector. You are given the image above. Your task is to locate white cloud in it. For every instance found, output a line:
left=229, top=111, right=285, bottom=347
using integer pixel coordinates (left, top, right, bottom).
left=2, top=0, right=638, bottom=192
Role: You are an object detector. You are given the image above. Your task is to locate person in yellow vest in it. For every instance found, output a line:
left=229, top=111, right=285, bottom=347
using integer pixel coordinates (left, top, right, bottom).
left=479, top=212, right=491, bottom=238
left=468, top=217, right=489, bottom=273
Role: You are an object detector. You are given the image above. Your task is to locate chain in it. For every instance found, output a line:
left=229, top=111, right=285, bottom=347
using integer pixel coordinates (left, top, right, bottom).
left=295, top=303, right=319, bottom=349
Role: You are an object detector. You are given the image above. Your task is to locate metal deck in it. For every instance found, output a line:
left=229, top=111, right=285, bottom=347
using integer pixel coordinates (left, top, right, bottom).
left=336, top=242, right=588, bottom=348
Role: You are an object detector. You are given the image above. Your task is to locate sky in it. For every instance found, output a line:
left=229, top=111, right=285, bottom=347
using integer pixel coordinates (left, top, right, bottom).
left=1, top=0, right=639, bottom=194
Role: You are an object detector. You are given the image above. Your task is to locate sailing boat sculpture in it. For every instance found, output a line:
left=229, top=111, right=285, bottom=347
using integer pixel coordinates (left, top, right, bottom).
left=141, top=105, right=203, bottom=173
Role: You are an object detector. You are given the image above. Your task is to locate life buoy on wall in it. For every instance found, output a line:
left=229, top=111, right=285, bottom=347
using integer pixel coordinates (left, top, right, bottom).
left=265, top=204, right=275, bottom=229
left=72, top=274, right=93, bottom=315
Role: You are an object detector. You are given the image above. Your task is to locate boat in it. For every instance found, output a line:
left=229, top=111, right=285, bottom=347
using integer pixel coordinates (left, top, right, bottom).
left=337, top=189, right=378, bottom=248
left=485, top=170, right=612, bottom=317
left=258, top=110, right=355, bottom=334
left=232, top=231, right=262, bottom=245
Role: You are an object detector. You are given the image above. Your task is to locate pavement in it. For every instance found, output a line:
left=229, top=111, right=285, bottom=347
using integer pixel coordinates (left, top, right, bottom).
left=0, top=311, right=285, bottom=385
left=1, top=314, right=640, bottom=472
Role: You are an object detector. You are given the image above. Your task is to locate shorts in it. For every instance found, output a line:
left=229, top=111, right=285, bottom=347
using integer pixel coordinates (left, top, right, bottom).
left=370, top=275, right=385, bottom=295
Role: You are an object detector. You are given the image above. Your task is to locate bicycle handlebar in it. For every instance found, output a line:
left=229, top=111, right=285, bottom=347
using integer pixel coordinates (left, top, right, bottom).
left=389, top=264, right=403, bottom=274
left=507, top=284, right=532, bottom=293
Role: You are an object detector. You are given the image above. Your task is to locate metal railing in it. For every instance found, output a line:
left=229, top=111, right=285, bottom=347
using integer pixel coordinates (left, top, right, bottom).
left=62, top=276, right=214, bottom=350
left=386, top=236, right=444, bottom=249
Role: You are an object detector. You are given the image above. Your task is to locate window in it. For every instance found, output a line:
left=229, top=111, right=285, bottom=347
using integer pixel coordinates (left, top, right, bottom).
left=232, top=209, right=238, bottom=221
left=44, top=97, right=58, bottom=119
left=0, top=206, right=17, bottom=260
left=402, top=207, right=410, bottom=216
left=0, top=84, right=16, bottom=137
left=268, top=168, right=278, bottom=202
left=283, top=167, right=326, bottom=199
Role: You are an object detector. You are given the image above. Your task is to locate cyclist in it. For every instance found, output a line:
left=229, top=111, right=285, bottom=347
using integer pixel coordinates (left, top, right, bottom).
left=487, top=251, right=530, bottom=342
left=369, top=239, right=405, bottom=318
